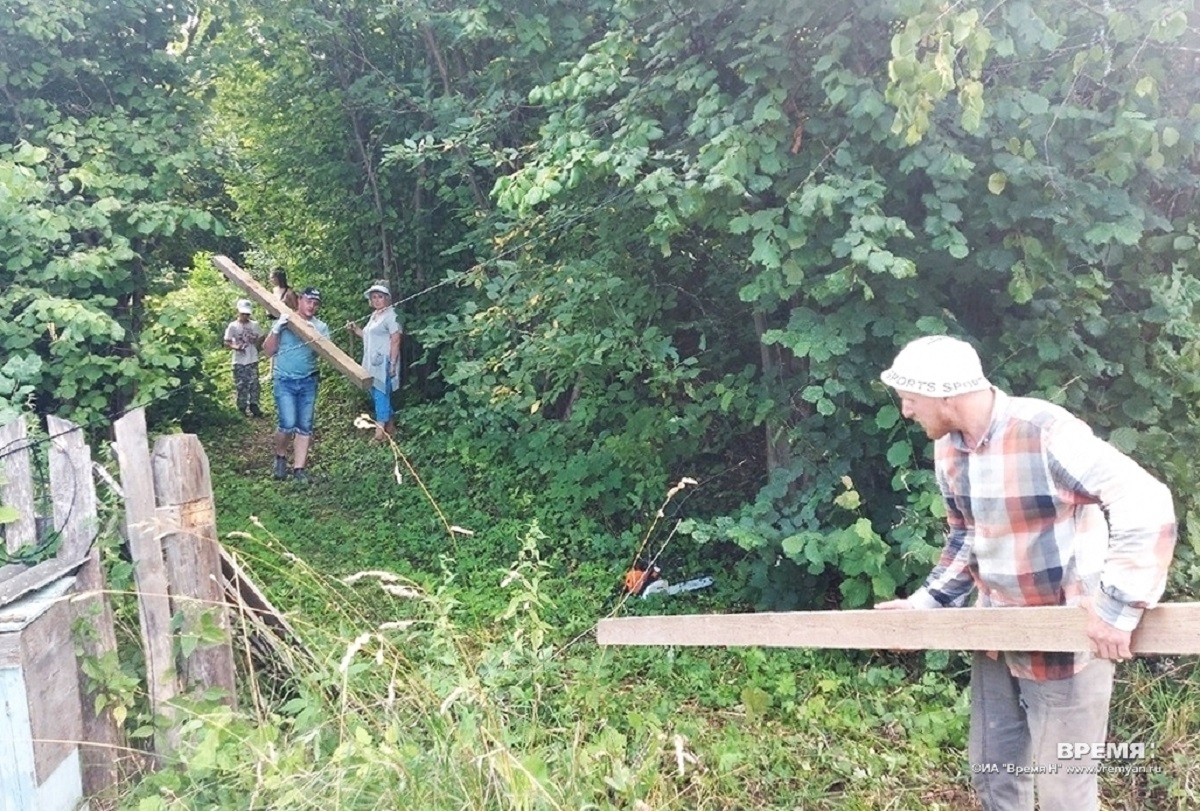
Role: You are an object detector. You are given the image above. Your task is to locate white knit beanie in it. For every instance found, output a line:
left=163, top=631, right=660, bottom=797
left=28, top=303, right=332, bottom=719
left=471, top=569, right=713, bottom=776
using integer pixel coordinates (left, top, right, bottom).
left=881, top=335, right=990, bottom=397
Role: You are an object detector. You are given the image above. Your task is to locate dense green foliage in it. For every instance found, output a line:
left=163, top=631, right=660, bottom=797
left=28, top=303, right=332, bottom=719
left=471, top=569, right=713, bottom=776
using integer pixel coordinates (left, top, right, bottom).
left=7, top=0, right=1195, bottom=602
left=0, top=0, right=228, bottom=423
left=191, top=0, right=1200, bottom=613
left=474, top=0, right=1200, bottom=608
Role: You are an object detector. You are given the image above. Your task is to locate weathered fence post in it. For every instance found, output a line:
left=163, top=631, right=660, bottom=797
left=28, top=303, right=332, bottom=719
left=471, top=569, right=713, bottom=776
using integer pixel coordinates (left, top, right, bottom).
left=47, top=415, right=124, bottom=794
left=151, top=434, right=236, bottom=705
left=112, top=408, right=179, bottom=756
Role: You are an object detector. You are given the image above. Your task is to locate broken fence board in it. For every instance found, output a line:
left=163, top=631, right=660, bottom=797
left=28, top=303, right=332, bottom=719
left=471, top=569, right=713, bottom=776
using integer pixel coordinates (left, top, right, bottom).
left=212, top=254, right=373, bottom=390
left=0, top=556, right=86, bottom=606
left=220, top=547, right=313, bottom=676
left=47, top=417, right=99, bottom=562
left=596, top=603, right=1200, bottom=655
left=47, top=415, right=124, bottom=796
left=113, top=407, right=179, bottom=757
left=152, top=434, right=236, bottom=705
left=0, top=416, right=38, bottom=554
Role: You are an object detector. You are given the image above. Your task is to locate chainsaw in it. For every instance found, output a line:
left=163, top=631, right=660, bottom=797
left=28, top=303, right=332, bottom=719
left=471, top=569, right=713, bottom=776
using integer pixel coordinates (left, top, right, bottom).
left=622, top=564, right=714, bottom=599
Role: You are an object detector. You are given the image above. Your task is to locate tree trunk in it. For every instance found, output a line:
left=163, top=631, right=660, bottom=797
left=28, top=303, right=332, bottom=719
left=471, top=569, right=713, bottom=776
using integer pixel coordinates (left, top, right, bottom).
left=752, top=310, right=792, bottom=476
left=421, top=23, right=489, bottom=210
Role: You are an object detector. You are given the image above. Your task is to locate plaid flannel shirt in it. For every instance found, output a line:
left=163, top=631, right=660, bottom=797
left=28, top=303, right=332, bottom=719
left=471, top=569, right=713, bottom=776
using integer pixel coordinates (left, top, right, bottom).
left=908, top=390, right=1176, bottom=681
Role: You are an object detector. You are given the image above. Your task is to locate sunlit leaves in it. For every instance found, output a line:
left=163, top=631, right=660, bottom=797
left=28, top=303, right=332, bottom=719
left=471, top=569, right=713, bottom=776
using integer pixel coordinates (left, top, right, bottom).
left=886, top=6, right=993, bottom=144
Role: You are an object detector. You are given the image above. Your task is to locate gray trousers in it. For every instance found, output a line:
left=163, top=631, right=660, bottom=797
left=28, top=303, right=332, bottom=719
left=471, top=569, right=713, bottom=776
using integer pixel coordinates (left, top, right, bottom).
left=969, top=652, right=1115, bottom=811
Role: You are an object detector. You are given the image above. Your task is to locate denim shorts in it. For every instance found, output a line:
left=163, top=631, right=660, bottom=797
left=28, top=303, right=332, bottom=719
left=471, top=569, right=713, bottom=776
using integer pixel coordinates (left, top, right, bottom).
left=274, top=375, right=318, bottom=435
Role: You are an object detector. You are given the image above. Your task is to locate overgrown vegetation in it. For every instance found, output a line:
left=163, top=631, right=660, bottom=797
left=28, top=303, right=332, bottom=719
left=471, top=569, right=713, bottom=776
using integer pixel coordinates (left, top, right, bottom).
left=82, top=410, right=1194, bottom=810
left=189, top=0, right=1200, bottom=614
left=4, top=0, right=1200, bottom=807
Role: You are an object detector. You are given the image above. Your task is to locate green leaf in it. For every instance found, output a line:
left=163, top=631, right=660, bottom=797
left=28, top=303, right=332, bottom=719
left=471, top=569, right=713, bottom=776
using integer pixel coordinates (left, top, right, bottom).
left=1108, top=427, right=1139, bottom=453
left=1151, top=10, right=1188, bottom=42
left=871, top=571, right=897, bottom=599
left=834, top=489, right=861, bottom=510
left=750, top=232, right=782, bottom=269
left=876, top=405, right=900, bottom=430
left=0, top=505, right=20, bottom=524
left=741, top=686, right=771, bottom=718
left=800, top=385, right=825, bottom=404
left=1020, top=94, right=1049, bottom=115
left=781, top=533, right=807, bottom=560
left=839, top=578, right=870, bottom=607
left=987, top=172, right=1007, bottom=194
left=886, top=441, right=912, bottom=467
left=1008, top=262, right=1034, bottom=304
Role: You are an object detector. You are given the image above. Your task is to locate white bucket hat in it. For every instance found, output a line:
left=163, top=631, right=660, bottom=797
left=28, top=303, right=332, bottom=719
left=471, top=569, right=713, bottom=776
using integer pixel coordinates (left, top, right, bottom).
left=881, top=335, right=990, bottom=397
left=235, top=298, right=253, bottom=314
left=364, top=283, right=391, bottom=300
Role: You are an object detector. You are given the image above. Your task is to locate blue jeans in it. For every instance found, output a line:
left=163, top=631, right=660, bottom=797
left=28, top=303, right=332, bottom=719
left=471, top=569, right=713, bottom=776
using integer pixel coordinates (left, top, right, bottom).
left=274, top=375, right=318, bottom=436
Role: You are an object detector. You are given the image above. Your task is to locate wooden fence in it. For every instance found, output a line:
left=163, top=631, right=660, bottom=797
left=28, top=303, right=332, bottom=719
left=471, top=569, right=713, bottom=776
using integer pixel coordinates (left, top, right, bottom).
left=0, top=407, right=256, bottom=810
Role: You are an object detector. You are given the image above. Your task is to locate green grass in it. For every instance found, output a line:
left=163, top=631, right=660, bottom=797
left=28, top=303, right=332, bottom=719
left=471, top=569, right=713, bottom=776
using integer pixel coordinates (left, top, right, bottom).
left=108, top=391, right=1200, bottom=810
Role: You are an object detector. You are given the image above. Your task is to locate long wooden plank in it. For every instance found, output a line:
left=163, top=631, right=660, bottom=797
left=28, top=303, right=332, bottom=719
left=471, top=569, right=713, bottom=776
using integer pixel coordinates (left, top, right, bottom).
left=212, top=254, right=373, bottom=390
left=596, top=603, right=1200, bottom=655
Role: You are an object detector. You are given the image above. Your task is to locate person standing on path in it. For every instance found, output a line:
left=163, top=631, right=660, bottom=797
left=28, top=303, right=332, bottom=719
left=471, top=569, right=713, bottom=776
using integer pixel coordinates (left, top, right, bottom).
left=222, top=299, right=264, bottom=417
left=875, top=334, right=1176, bottom=811
left=263, top=287, right=329, bottom=484
left=346, top=280, right=402, bottom=441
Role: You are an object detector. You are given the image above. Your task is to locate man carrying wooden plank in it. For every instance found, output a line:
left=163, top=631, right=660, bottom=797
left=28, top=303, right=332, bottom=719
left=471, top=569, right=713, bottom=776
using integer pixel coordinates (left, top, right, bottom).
left=877, top=335, right=1176, bottom=811
left=263, top=287, right=330, bottom=484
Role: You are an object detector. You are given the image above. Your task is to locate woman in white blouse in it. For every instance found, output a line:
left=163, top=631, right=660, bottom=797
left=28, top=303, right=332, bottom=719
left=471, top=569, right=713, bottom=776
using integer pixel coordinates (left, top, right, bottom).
left=347, top=281, right=403, bottom=441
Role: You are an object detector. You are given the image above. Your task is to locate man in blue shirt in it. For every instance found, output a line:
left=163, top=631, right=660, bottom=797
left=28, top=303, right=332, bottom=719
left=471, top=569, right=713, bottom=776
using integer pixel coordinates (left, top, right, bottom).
left=263, top=287, right=330, bottom=484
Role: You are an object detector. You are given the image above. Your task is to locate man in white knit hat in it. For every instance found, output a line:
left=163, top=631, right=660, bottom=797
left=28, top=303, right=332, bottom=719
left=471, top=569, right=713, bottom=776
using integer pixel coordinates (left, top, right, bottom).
left=877, top=334, right=1176, bottom=811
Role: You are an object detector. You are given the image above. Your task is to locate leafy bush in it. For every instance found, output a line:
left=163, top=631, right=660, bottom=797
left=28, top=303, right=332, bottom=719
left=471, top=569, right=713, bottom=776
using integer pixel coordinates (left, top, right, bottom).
left=0, top=0, right=229, bottom=425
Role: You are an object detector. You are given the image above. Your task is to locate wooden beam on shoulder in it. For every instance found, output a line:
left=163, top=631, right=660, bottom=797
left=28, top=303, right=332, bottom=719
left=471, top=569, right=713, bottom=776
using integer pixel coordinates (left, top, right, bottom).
left=212, top=254, right=373, bottom=391
left=596, top=603, right=1200, bottom=655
